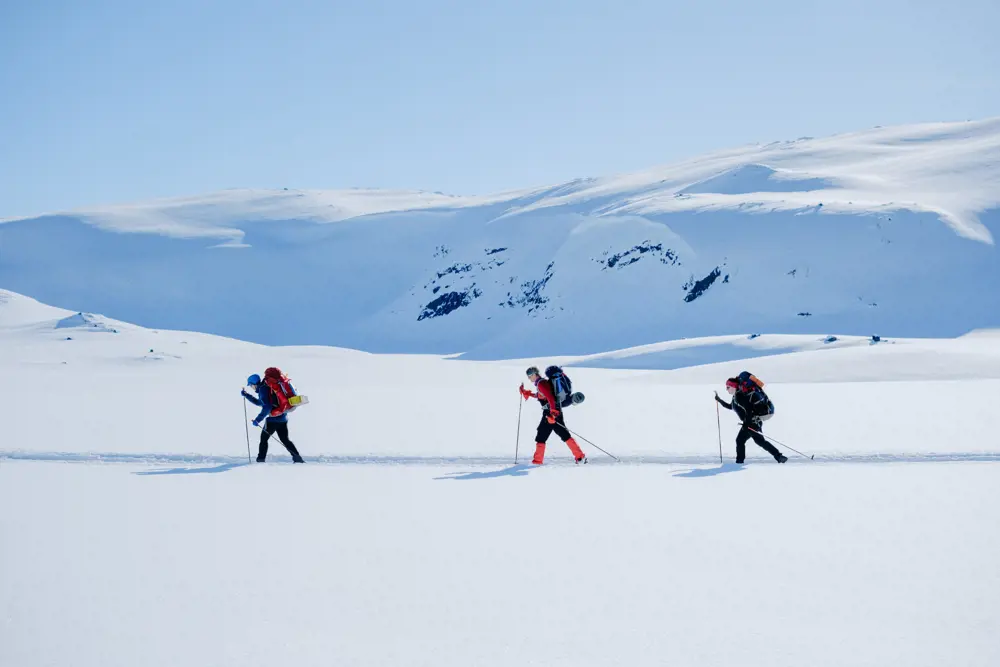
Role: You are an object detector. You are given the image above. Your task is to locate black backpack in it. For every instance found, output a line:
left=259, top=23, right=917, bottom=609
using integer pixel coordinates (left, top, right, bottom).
left=738, top=371, right=774, bottom=415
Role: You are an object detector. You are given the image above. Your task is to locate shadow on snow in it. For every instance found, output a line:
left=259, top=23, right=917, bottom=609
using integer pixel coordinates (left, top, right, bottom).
left=673, top=462, right=747, bottom=478
left=134, top=462, right=250, bottom=476
left=434, top=464, right=535, bottom=481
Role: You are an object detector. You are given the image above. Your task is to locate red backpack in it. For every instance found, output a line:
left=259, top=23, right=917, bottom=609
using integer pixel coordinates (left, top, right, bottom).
left=263, top=367, right=297, bottom=416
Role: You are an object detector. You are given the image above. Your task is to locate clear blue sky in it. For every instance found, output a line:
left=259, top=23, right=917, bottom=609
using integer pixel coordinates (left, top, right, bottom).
left=1, top=0, right=997, bottom=219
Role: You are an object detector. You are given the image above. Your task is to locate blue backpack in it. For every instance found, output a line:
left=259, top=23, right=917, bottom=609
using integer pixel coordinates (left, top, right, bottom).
left=545, top=366, right=581, bottom=408
left=737, top=371, right=765, bottom=392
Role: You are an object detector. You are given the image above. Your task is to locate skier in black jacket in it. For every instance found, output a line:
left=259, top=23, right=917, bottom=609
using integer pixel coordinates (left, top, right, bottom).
left=715, top=377, right=787, bottom=464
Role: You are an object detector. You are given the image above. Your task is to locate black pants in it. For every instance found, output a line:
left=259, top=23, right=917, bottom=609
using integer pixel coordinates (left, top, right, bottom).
left=735, top=422, right=782, bottom=462
left=535, top=411, right=571, bottom=444
left=258, top=421, right=303, bottom=462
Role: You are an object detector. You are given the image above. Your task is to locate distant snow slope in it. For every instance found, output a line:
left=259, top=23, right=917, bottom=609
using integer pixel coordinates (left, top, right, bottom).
left=2, top=118, right=999, bottom=357
left=4, top=289, right=998, bottom=462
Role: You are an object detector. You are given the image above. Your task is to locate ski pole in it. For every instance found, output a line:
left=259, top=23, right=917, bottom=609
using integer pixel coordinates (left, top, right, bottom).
left=715, top=399, right=723, bottom=465
left=242, top=391, right=252, bottom=464
left=565, top=427, right=620, bottom=462
left=744, top=425, right=815, bottom=460
left=514, top=393, right=523, bottom=464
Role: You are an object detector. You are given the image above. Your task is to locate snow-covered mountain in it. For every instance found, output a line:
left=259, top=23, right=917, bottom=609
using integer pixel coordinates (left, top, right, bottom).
left=2, top=118, right=999, bottom=357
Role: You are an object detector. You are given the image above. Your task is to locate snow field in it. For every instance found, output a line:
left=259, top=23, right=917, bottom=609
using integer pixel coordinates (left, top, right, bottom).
left=2, top=292, right=998, bottom=666
left=1, top=461, right=997, bottom=667
left=5, top=335, right=999, bottom=462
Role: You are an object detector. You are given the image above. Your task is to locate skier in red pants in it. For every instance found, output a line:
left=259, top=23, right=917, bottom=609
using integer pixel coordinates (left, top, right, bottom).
left=519, top=366, right=586, bottom=465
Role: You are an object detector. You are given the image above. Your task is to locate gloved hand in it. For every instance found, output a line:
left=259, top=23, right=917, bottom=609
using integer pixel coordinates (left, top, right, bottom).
left=546, top=414, right=557, bottom=424
left=252, top=418, right=262, bottom=428
left=241, top=389, right=250, bottom=399
left=519, top=385, right=534, bottom=400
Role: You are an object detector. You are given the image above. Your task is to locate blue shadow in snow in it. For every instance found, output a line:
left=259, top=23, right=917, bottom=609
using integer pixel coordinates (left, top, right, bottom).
left=435, top=464, right=534, bottom=481
left=673, top=463, right=746, bottom=478
left=134, top=462, right=249, bottom=476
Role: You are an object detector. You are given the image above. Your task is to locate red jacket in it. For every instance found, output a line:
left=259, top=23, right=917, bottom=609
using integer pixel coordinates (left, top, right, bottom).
left=533, top=377, right=559, bottom=412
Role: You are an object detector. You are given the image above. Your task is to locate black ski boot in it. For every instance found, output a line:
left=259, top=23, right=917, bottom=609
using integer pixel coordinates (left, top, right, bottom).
left=286, top=445, right=304, bottom=463
left=775, top=454, right=788, bottom=463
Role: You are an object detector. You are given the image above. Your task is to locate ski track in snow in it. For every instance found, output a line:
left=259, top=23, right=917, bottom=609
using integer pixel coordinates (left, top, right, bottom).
left=4, top=450, right=999, bottom=467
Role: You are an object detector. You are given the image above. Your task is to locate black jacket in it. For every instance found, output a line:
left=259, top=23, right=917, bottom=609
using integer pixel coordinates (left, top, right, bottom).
left=718, top=388, right=774, bottom=424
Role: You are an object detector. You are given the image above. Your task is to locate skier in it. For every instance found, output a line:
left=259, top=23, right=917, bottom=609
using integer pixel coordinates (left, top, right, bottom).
left=715, top=376, right=787, bottom=464
left=242, top=372, right=305, bottom=463
left=519, top=366, right=587, bottom=465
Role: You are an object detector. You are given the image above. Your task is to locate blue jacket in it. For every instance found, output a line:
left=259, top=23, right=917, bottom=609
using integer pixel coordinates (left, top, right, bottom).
left=244, top=382, right=295, bottom=424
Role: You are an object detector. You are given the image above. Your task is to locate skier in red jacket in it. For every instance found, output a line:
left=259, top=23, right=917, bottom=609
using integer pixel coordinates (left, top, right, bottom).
left=519, top=366, right=586, bottom=465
